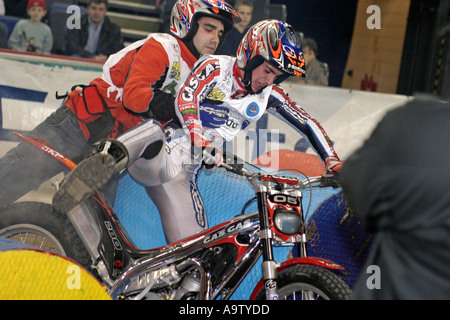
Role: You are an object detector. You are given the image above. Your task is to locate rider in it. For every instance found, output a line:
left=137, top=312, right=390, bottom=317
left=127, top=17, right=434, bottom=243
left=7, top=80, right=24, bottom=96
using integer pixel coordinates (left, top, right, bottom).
left=0, top=0, right=239, bottom=207
left=54, top=19, right=343, bottom=244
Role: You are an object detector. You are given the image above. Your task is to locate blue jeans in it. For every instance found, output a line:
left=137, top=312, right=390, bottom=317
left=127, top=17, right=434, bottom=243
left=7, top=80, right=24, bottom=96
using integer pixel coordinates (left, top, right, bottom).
left=0, top=105, right=92, bottom=207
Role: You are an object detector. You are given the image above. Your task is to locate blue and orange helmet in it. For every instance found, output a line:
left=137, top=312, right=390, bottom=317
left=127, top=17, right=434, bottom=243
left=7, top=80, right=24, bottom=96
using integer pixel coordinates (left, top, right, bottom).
left=170, top=0, right=240, bottom=41
left=236, top=19, right=306, bottom=81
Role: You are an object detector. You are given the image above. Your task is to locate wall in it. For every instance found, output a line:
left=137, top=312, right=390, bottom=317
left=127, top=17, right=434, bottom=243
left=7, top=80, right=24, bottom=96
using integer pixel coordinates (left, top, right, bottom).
left=341, top=0, right=411, bottom=93
left=0, top=51, right=102, bottom=157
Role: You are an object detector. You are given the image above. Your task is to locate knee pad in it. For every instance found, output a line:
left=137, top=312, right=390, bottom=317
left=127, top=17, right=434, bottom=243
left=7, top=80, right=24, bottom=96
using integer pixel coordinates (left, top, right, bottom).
left=141, top=140, right=164, bottom=160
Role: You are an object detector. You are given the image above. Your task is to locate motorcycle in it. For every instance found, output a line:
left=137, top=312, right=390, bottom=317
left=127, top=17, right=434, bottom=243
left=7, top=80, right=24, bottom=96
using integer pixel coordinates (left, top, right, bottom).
left=0, top=133, right=351, bottom=300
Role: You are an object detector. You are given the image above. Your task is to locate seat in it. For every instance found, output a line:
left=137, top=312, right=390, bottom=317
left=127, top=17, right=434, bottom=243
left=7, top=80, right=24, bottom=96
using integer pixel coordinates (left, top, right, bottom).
left=45, top=0, right=75, bottom=23
left=48, top=2, right=78, bottom=24
left=49, top=10, right=71, bottom=54
left=0, top=22, right=8, bottom=48
left=0, top=16, right=21, bottom=38
left=48, top=4, right=86, bottom=54
left=249, top=0, right=270, bottom=25
left=264, top=4, right=287, bottom=21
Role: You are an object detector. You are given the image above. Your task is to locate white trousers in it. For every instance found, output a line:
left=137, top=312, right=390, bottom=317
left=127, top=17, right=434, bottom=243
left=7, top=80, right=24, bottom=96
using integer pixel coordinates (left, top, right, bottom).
left=117, top=120, right=207, bottom=244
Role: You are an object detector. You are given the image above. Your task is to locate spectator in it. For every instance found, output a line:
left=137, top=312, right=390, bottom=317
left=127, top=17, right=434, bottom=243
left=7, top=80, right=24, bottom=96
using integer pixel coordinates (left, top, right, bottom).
left=216, top=0, right=252, bottom=56
left=7, top=0, right=53, bottom=54
left=0, top=0, right=5, bottom=16
left=65, top=0, right=123, bottom=61
left=339, top=96, right=450, bottom=299
left=293, top=37, right=328, bottom=86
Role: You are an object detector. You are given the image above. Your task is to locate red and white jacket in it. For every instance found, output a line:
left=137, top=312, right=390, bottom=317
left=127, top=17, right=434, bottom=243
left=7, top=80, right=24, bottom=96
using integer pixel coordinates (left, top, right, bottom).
left=64, top=33, right=197, bottom=140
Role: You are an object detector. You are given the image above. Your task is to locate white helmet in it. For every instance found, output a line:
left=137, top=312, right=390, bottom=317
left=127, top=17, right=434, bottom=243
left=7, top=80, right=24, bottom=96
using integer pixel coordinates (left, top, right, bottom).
left=170, top=0, right=240, bottom=41
left=236, top=19, right=306, bottom=84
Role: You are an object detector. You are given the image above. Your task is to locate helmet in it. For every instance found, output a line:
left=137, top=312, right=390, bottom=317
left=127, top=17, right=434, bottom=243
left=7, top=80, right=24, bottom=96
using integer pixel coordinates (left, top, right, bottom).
left=236, top=19, right=306, bottom=81
left=170, top=0, right=240, bottom=41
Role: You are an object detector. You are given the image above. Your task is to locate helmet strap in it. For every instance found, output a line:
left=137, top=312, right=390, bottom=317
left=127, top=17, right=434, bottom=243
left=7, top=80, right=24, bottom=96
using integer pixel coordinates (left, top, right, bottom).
left=182, top=19, right=201, bottom=59
left=241, top=71, right=252, bottom=92
left=274, top=73, right=290, bottom=84
left=242, top=56, right=265, bottom=94
left=182, top=38, right=201, bottom=59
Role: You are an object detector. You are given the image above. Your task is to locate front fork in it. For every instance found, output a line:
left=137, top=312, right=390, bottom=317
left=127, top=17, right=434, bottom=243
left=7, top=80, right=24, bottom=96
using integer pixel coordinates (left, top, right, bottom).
left=256, top=185, right=307, bottom=300
left=256, top=186, right=279, bottom=300
left=297, top=233, right=308, bottom=258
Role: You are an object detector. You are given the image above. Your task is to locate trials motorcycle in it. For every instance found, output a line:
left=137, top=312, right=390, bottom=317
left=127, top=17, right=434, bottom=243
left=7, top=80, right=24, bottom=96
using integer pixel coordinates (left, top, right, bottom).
left=0, top=133, right=351, bottom=300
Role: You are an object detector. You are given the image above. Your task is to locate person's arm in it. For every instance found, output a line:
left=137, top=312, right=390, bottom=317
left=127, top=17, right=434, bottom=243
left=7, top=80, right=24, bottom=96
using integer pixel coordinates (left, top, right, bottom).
left=42, top=25, right=53, bottom=54
left=306, top=66, right=328, bottom=86
left=176, top=56, right=224, bottom=166
left=65, top=15, right=94, bottom=58
left=0, top=1, right=5, bottom=16
left=108, top=22, right=124, bottom=55
left=338, top=114, right=390, bottom=229
left=97, top=18, right=123, bottom=57
left=267, top=84, right=341, bottom=172
left=7, top=20, right=26, bottom=51
left=176, top=57, right=222, bottom=144
left=121, top=37, right=175, bottom=120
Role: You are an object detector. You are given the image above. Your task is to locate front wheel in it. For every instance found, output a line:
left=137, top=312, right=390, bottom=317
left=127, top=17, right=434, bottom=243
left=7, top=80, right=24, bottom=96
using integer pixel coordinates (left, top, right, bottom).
left=255, top=264, right=351, bottom=300
left=0, top=201, right=91, bottom=270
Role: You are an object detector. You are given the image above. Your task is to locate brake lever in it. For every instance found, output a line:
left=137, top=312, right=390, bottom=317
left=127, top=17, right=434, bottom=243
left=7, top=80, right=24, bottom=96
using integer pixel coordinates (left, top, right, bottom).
left=220, top=162, right=245, bottom=175
left=320, top=173, right=340, bottom=188
left=220, top=152, right=244, bottom=173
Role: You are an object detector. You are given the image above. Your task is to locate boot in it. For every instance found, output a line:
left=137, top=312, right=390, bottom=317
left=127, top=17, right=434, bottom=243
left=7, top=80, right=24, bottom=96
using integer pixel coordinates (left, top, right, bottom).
left=52, top=139, right=128, bottom=213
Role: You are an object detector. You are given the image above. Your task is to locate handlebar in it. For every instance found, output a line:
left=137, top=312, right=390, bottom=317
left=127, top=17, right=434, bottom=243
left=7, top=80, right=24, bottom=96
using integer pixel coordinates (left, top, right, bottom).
left=219, top=153, right=340, bottom=190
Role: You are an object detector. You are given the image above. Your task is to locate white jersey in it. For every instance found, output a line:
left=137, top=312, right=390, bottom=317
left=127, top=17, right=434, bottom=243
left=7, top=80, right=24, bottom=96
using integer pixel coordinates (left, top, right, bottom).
left=177, top=55, right=339, bottom=162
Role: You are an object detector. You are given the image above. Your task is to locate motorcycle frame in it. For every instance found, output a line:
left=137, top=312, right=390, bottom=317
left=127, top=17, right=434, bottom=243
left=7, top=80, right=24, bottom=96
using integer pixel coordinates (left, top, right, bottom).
left=14, top=131, right=345, bottom=300
left=71, top=191, right=263, bottom=299
left=71, top=174, right=343, bottom=300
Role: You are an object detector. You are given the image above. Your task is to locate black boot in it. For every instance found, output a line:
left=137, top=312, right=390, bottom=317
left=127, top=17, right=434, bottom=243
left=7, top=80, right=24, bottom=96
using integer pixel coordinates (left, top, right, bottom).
left=52, top=139, right=128, bottom=213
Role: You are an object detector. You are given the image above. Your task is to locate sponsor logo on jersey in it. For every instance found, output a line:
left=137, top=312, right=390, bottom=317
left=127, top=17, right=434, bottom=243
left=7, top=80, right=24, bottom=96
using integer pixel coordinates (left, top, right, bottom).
left=206, top=88, right=225, bottom=101
left=246, top=102, right=260, bottom=117
left=169, top=61, right=181, bottom=80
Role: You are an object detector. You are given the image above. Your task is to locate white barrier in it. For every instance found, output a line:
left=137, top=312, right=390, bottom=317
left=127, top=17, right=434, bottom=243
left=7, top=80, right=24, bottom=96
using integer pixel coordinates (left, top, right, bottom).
left=0, top=53, right=411, bottom=161
left=0, top=54, right=102, bottom=157
left=276, top=83, right=411, bottom=159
